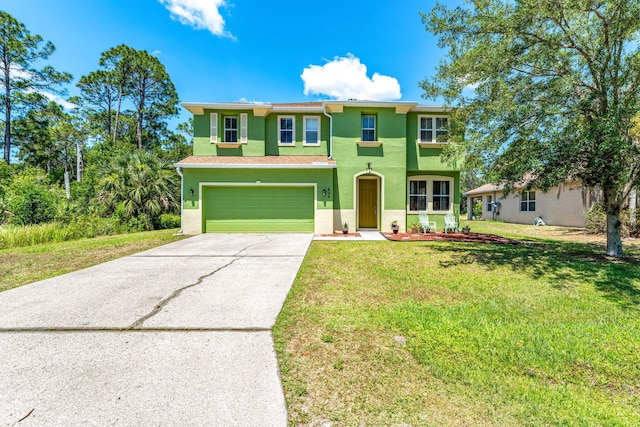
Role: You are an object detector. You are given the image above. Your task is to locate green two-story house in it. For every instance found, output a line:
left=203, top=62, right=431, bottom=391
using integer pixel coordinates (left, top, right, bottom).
left=176, top=100, right=460, bottom=234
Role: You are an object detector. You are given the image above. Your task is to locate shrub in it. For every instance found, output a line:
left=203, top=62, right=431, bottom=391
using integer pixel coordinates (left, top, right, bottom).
left=159, top=213, right=180, bottom=229
left=586, top=204, right=639, bottom=237
left=7, top=180, right=59, bottom=225
left=585, top=204, right=607, bottom=234
left=126, top=214, right=153, bottom=232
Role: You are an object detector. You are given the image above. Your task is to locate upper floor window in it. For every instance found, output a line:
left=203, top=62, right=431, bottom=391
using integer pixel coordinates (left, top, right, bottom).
left=419, top=116, right=448, bottom=143
left=520, top=191, right=536, bottom=212
left=224, top=116, right=238, bottom=142
left=210, top=112, right=247, bottom=145
left=303, top=116, right=320, bottom=145
left=279, top=116, right=295, bottom=145
left=362, top=115, right=376, bottom=141
left=433, top=180, right=451, bottom=211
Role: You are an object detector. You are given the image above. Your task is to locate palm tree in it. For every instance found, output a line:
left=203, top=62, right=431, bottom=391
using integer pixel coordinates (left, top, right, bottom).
left=98, top=150, right=179, bottom=228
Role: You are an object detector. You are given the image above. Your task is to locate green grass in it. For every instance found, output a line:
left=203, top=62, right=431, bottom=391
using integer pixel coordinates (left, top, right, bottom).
left=0, top=229, right=186, bottom=292
left=274, top=223, right=640, bottom=426
left=0, top=218, right=126, bottom=249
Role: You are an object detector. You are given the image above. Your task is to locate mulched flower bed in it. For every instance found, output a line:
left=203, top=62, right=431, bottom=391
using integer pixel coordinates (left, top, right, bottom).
left=383, top=232, right=521, bottom=245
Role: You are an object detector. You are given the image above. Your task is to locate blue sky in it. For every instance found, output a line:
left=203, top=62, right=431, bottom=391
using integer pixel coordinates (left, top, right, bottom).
left=0, top=0, right=450, bottom=125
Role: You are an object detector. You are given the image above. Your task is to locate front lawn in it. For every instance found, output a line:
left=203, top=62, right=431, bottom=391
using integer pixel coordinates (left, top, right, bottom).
left=0, top=229, right=186, bottom=292
left=274, top=223, right=640, bottom=426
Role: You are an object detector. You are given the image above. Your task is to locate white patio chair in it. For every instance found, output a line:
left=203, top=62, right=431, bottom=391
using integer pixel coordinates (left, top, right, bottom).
left=418, top=212, right=437, bottom=233
left=444, top=213, right=459, bottom=233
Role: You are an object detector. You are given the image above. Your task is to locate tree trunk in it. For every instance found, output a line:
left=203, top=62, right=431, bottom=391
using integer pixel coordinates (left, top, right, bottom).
left=113, top=91, right=122, bottom=144
left=3, top=58, right=11, bottom=164
left=629, top=188, right=637, bottom=224
left=76, top=141, right=83, bottom=181
left=604, top=188, right=624, bottom=257
left=136, top=111, right=143, bottom=150
left=3, top=96, right=9, bottom=164
left=136, top=81, right=146, bottom=150
left=64, top=170, right=70, bottom=199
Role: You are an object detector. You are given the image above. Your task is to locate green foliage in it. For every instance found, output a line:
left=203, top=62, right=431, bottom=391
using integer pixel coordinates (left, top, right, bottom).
left=0, top=17, right=187, bottom=243
left=472, top=199, right=483, bottom=219
left=0, top=215, right=124, bottom=249
left=78, top=44, right=179, bottom=150
left=0, top=11, right=72, bottom=164
left=159, top=213, right=181, bottom=229
left=423, top=0, right=640, bottom=257
left=4, top=168, right=61, bottom=225
left=97, top=150, right=179, bottom=227
left=586, top=204, right=639, bottom=237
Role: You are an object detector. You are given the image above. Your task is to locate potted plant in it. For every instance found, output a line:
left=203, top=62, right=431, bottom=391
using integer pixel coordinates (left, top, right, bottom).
left=342, top=221, right=349, bottom=234
left=462, top=225, right=471, bottom=235
left=391, top=220, right=399, bottom=234
left=410, top=222, right=421, bottom=234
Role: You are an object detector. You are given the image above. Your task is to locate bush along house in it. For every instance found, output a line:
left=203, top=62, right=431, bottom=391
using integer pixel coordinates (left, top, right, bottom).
left=176, top=100, right=460, bottom=234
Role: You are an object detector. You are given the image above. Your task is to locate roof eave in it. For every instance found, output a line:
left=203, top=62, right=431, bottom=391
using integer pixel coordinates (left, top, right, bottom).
left=180, top=102, right=273, bottom=115
left=175, top=163, right=337, bottom=169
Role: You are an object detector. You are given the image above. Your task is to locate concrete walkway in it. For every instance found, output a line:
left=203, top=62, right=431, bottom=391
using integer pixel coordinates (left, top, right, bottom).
left=313, top=230, right=387, bottom=241
left=0, top=234, right=313, bottom=426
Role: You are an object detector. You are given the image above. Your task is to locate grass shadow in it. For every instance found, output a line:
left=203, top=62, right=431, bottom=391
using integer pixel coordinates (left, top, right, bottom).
left=433, top=239, right=640, bottom=309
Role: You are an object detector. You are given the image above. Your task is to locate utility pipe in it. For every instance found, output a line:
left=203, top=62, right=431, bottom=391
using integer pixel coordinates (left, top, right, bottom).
left=323, top=103, right=333, bottom=160
left=175, top=166, right=184, bottom=235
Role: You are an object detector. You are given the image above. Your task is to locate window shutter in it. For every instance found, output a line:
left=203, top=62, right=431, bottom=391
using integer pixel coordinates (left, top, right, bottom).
left=240, top=113, right=248, bottom=143
left=210, top=113, right=218, bottom=143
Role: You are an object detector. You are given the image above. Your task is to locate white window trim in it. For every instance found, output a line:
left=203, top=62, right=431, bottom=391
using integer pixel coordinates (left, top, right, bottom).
left=407, top=175, right=454, bottom=214
left=432, top=179, right=452, bottom=212
left=418, top=115, right=449, bottom=145
left=303, top=116, right=321, bottom=146
left=240, top=113, right=248, bottom=143
left=520, top=190, right=536, bottom=212
left=210, top=112, right=248, bottom=147
left=278, top=115, right=295, bottom=146
left=210, top=112, right=218, bottom=143
left=361, top=115, right=376, bottom=142
left=486, top=195, right=493, bottom=212
left=223, top=115, right=239, bottom=143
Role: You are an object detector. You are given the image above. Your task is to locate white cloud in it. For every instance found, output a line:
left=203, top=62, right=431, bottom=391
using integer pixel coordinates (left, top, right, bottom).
left=237, top=97, right=266, bottom=104
left=301, top=54, right=401, bottom=101
left=41, top=92, right=77, bottom=110
left=159, top=0, right=233, bottom=39
left=10, top=64, right=76, bottom=110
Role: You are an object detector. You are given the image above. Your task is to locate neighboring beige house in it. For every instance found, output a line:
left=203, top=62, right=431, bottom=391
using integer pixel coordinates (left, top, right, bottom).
left=465, top=181, right=597, bottom=227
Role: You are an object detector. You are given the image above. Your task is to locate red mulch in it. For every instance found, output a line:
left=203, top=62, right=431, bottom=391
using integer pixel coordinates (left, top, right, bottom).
left=383, top=232, right=521, bottom=244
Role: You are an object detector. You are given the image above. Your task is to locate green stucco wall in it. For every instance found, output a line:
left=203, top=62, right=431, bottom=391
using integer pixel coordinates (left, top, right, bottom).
left=193, top=109, right=266, bottom=156
left=264, top=114, right=330, bottom=156
left=406, top=113, right=460, bottom=171
left=331, top=107, right=408, bottom=211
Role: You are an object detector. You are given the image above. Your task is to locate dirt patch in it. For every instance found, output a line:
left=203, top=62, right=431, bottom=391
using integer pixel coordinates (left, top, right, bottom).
left=383, top=232, right=521, bottom=245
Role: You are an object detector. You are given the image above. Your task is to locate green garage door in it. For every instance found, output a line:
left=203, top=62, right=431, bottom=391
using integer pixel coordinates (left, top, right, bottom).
left=203, top=186, right=314, bottom=232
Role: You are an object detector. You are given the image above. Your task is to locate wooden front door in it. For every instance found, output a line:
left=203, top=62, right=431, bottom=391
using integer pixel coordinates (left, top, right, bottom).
left=358, top=179, right=378, bottom=228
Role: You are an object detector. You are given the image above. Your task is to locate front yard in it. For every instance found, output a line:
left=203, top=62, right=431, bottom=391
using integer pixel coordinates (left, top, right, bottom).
left=273, top=221, right=640, bottom=426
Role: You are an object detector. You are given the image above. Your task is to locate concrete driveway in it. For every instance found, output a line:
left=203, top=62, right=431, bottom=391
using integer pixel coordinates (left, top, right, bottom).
left=0, top=233, right=312, bottom=426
